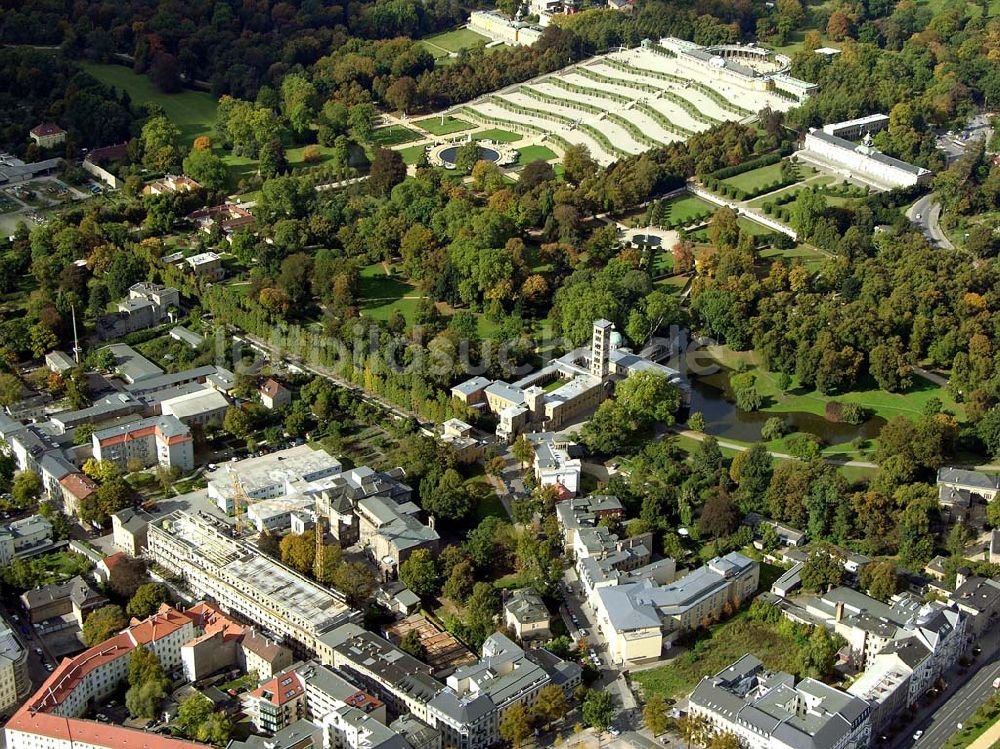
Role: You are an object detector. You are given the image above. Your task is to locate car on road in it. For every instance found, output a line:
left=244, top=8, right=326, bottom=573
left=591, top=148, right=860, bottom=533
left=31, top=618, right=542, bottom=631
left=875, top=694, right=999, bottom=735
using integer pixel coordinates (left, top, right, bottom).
left=44, top=664, right=53, bottom=672
left=916, top=213, right=922, bottom=220
left=993, top=677, right=1000, bottom=689
left=913, top=730, right=923, bottom=740
left=33, top=648, right=42, bottom=656
left=608, top=727, right=621, bottom=736
left=579, top=628, right=587, bottom=637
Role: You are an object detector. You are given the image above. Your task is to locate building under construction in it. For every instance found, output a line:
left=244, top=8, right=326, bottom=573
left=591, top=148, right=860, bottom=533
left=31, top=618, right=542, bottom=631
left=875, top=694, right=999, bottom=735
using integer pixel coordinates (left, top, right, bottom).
left=147, top=509, right=361, bottom=655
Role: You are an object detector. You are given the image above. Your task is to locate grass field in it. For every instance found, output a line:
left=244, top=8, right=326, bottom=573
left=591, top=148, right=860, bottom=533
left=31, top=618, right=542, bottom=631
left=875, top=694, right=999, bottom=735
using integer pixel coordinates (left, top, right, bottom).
left=286, top=144, right=340, bottom=168
left=83, top=63, right=217, bottom=147
left=415, top=116, right=474, bottom=136
left=475, top=128, right=522, bottom=144
left=419, top=27, right=490, bottom=57
left=372, top=125, right=422, bottom=148
left=516, top=145, right=558, bottom=163
left=759, top=243, right=828, bottom=273
left=632, top=611, right=802, bottom=700
left=650, top=246, right=674, bottom=276
left=663, top=194, right=716, bottom=226
left=747, top=175, right=836, bottom=208
left=737, top=217, right=775, bottom=236
left=398, top=144, right=429, bottom=166
left=722, top=161, right=817, bottom=195
left=703, top=345, right=964, bottom=460
left=358, top=263, right=427, bottom=323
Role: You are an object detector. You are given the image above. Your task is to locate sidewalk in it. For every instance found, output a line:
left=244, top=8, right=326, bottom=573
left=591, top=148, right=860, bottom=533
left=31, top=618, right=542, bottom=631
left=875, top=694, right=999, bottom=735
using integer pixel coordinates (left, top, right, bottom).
left=968, top=720, right=1000, bottom=749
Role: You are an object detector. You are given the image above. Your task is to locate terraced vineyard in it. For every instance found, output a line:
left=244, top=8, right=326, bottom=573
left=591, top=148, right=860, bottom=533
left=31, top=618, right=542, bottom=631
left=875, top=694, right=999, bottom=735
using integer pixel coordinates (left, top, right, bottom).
left=438, top=42, right=800, bottom=166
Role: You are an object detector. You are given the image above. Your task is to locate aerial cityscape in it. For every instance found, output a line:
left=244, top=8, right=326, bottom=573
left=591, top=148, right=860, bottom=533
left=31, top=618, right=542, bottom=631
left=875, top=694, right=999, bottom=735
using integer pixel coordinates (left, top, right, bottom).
left=0, top=1, right=999, bottom=749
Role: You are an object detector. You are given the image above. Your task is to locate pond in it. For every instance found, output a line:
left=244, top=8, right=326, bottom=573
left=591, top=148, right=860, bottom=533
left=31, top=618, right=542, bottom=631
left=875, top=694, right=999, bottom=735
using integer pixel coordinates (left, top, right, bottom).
left=438, top=144, right=501, bottom=167
left=686, top=370, right=886, bottom=445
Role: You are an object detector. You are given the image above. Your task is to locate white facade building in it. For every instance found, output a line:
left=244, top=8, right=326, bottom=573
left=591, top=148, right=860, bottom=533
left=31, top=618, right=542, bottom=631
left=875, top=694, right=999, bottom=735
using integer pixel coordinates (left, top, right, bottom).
left=801, top=128, right=932, bottom=189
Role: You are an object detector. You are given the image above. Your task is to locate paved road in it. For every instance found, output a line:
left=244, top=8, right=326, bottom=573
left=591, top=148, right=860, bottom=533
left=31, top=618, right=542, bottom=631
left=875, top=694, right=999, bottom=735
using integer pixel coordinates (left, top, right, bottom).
left=907, top=194, right=955, bottom=250
left=890, top=625, right=1000, bottom=749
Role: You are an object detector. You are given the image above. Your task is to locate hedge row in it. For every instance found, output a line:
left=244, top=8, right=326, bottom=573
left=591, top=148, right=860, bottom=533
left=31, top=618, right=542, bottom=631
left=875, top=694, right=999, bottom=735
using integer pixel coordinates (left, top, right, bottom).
left=707, top=151, right=783, bottom=180
left=576, top=65, right=661, bottom=95
left=456, top=107, right=544, bottom=136
left=661, top=90, right=721, bottom=126
left=577, top=123, right=630, bottom=160
left=488, top=96, right=576, bottom=126
left=634, top=102, right=694, bottom=138
left=606, top=112, right=668, bottom=149
left=546, top=76, right=631, bottom=106
left=602, top=57, right=686, bottom=85
left=703, top=174, right=798, bottom=201
left=520, top=85, right=603, bottom=116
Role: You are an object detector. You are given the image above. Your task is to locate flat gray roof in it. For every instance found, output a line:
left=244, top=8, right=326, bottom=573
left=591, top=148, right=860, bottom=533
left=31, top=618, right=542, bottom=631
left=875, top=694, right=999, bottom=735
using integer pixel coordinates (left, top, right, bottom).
left=105, top=343, right=164, bottom=383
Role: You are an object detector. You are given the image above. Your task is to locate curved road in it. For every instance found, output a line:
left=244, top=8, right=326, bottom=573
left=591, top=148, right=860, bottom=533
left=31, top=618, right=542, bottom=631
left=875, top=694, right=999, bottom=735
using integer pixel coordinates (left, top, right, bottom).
left=907, top=194, right=955, bottom=250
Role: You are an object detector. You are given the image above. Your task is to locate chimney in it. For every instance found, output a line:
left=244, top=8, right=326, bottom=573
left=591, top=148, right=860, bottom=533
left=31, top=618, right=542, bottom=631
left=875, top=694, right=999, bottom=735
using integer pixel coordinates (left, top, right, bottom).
left=835, top=601, right=844, bottom=623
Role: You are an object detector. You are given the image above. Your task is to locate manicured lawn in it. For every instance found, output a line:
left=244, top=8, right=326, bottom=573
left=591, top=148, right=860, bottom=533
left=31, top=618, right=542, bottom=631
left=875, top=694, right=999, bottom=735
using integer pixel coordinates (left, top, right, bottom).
left=467, top=476, right=508, bottom=524
left=704, top=345, right=965, bottom=426
left=358, top=263, right=427, bottom=323
left=475, top=128, right=522, bottom=144
left=420, top=27, right=490, bottom=55
left=476, top=314, right=501, bottom=337
left=516, top=145, right=558, bottom=163
left=747, top=175, right=835, bottom=208
left=737, top=217, right=775, bottom=236
left=415, top=116, right=474, bottom=136
left=82, top=63, right=217, bottom=147
left=759, top=243, right=828, bottom=273
left=372, top=125, right=422, bottom=148
left=650, top=246, right=674, bottom=276
left=662, top=194, right=716, bottom=226
left=721, top=161, right=812, bottom=194
left=632, top=614, right=803, bottom=700
left=398, top=144, right=429, bottom=166
left=287, top=144, right=339, bottom=168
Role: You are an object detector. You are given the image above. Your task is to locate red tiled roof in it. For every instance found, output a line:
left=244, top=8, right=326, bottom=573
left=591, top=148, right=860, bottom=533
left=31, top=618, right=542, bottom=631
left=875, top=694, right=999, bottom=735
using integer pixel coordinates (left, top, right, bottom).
left=260, top=378, right=287, bottom=398
left=250, top=671, right=304, bottom=706
left=6, top=711, right=205, bottom=749
left=3, top=604, right=237, bottom=749
left=552, top=482, right=574, bottom=500
left=183, top=602, right=244, bottom=641
left=30, top=122, right=65, bottom=137
left=85, top=143, right=129, bottom=164
left=60, top=472, right=98, bottom=499
left=29, top=632, right=134, bottom=711
left=126, top=605, right=192, bottom=646
left=102, top=552, right=126, bottom=570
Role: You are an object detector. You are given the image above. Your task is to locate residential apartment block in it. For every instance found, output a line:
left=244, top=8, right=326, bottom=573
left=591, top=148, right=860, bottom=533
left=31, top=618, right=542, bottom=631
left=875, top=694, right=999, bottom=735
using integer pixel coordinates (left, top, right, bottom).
left=3, top=604, right=250, bottom=749
left=91, top=414, right=194, bottom=473
left=0, top=615, right=29, bottom=713
left=689, top=655, right=871, bottom=749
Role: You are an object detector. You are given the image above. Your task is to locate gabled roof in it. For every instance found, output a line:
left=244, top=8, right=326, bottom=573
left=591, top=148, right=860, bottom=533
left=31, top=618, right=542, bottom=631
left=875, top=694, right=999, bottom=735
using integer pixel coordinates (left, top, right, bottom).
left=59, top=472, right=98, bottom=499
left=30, top=123, right=65, bottom=137
left=938, top=467, right=1000, bottom=491
left=260, top=378, right=288, bottom=398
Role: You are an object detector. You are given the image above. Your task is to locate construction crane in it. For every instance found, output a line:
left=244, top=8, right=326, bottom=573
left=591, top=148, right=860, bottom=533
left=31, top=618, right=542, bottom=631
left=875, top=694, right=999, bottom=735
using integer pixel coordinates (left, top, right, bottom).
left=313, top=496, right=327, bottom=581
left=230, top=469, right=251, bottom=536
